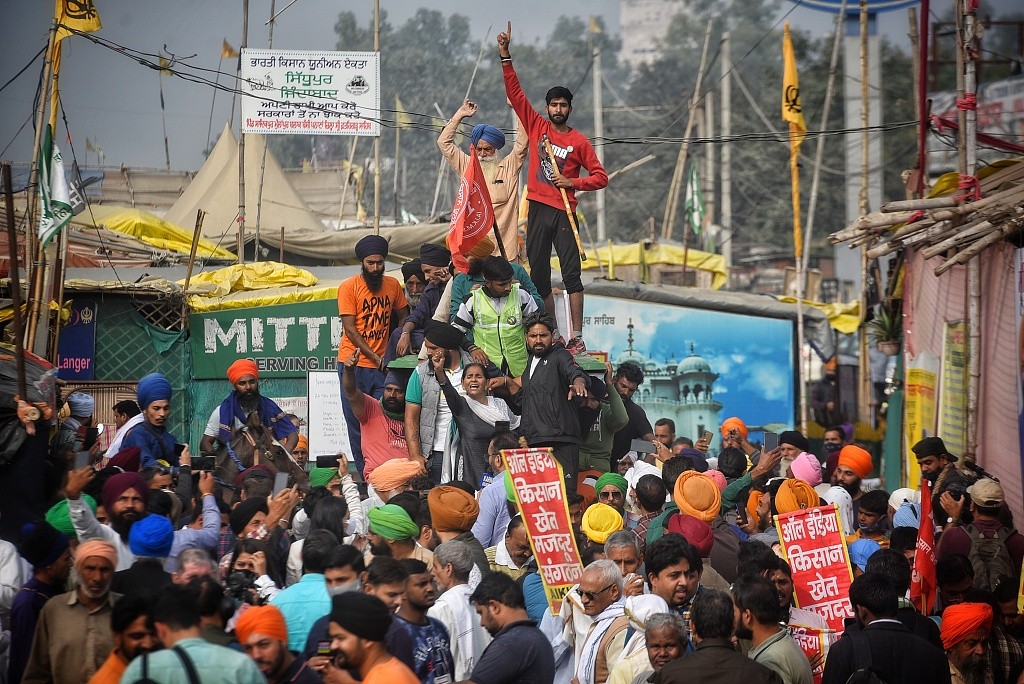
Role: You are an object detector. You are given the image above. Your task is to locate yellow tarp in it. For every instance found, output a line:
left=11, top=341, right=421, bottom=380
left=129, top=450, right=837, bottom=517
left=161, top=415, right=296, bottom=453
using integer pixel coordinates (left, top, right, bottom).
left=70, top=205, right=237, bottom=260
left=182, top=261, right=336, bottom=312
left=776, top=297, right=862, bottom=334
left=557, top=242, right=728, bottom=290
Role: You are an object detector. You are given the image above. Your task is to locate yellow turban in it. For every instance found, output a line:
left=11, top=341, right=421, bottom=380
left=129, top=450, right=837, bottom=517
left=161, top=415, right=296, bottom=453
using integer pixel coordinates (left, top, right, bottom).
left=774, top=478, right=820, bottom=514
left=581, top=503, right=623, bottom=544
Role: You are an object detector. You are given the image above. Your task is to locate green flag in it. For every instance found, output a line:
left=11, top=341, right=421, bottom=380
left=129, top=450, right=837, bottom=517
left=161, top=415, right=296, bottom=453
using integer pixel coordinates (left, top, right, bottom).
left=37, top=124, right=73, bottom=247
left=684, top=162, right=705, bottom=235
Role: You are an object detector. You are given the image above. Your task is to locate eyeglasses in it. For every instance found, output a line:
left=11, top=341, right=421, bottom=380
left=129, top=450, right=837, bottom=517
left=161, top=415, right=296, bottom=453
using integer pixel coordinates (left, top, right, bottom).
left=580, top=582, right=616, bottom=603
left=599, top=490, right=624, bottom=500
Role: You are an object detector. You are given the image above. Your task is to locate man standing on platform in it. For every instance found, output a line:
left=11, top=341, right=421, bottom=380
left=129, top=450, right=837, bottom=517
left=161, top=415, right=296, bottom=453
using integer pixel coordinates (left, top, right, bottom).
left=338, top=235, right=409, bottom=475
left=499, top=22, right=608, bottom=353
left=438, top=100, right=528, bottom=262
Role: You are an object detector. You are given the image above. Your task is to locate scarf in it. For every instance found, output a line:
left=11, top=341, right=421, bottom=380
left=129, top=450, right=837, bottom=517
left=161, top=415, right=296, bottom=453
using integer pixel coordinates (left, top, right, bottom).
left=494, top=538, right=519, bottom=570
left=218, top=392, right=286, bottom=445
left=576, top=598, right=626, bottom=684
left=465, top=395, right=520, bottom=428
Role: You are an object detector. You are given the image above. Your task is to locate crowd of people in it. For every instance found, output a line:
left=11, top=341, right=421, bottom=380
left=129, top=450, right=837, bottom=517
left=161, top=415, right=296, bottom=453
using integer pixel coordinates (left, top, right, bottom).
left=1, top=22, right=1023, bottom=684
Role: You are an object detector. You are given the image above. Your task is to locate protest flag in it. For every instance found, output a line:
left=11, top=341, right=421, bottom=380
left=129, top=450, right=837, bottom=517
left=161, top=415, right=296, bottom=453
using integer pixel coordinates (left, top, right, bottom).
left=55, top=0, right=102, bottom=41
left=447, top=145, right=495, bottom=272
left=910, top=479, right=937, bottom=615
left=395, top=95, right=413, bottom=129
left=782, top=22, right=806, bottom=260
left=221, top=39, right=239, bottom=59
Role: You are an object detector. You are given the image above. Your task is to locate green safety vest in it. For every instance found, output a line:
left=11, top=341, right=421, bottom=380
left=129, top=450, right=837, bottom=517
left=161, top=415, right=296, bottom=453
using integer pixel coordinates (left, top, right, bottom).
left=471, top=284, right=528, bottom=376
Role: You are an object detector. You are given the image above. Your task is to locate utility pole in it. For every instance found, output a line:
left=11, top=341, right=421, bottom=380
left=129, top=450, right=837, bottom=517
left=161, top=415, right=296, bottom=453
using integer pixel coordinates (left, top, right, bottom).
left=372, top=0, right=381, bottom=235
left=704, top=90, right=715, bottom=250
left=237, top=0, right=249, bottom=263
left=720, top=31, right=732, bottom=275
left=591, top=19, right=607, bottom=242
left=959, top=0, right=980, bottom=459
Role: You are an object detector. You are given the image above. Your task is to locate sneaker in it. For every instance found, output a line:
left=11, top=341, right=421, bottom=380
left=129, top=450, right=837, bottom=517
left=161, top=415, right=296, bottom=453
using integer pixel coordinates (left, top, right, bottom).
left=566, top=336, right=587, bottom=355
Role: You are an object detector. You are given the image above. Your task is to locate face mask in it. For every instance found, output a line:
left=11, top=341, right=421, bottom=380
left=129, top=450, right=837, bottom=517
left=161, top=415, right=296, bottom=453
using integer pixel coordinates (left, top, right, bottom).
left=823, top=442, right=842, bottom=454
left=327, top=578, right=362, bottom=596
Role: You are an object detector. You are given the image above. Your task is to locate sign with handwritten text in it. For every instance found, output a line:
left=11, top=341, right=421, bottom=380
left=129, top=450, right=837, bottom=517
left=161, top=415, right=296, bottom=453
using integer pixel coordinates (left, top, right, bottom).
left=503, top=448, right=583, bottom=614
left=775, top=504, right=854, bottom=632
left=241, top=49, right=380, bottom=135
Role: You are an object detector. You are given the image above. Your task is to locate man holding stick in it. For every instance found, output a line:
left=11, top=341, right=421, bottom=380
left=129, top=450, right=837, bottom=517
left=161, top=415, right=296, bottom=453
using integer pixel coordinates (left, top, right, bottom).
left=438, top=100, right=527, bottom=262
left=498, top=21, right=608, bottom=354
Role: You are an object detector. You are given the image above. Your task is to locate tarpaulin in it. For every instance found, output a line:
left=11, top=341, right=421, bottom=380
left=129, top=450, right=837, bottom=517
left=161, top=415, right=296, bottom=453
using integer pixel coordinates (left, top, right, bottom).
left=775, top=297, right=861, bottom=335
left=70, top=205, right=237, bottom=260
left=566, top=242, right=729, bottom=290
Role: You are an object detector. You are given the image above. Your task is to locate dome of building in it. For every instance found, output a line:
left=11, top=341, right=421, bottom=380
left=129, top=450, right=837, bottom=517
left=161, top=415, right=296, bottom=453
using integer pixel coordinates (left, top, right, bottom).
left=677, top=344, right=712, bottom=375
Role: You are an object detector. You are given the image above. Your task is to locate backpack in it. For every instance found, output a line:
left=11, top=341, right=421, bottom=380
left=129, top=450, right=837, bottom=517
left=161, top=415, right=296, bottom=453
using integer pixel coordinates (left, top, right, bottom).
left=844, top=631, right=888, bottom=684
left=965, top=524, right=1017, bottom=592
left=136, top=645, right=201, bottom=684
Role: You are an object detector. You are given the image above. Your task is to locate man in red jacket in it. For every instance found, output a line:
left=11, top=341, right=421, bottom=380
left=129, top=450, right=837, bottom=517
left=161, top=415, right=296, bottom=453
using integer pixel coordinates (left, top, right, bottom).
left=498, top=22, right=608, bottom=355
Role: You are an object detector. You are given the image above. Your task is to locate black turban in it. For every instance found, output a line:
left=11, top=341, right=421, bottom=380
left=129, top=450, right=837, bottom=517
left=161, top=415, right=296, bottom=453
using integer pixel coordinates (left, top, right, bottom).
left=17, top=521, right=68, bottom=568
left=355, top=235, right=389, bottom=261
left=419, top=243, right=452, bottom=267
left=424, top=320, right=465, bottom=350
left=779, top=430, right=810, bottom=453
left=330, top=592, right=392, bottom=641
left=229, top=497, right=269, bottom=536
left=401, top=259, right=424, bottom=283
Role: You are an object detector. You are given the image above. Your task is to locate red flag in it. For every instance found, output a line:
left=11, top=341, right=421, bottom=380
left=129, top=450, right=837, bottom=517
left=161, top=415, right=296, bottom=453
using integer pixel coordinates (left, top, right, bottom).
left=910, top=479, right=937, bottom=615
left=448, top=145, right=495, bottom=272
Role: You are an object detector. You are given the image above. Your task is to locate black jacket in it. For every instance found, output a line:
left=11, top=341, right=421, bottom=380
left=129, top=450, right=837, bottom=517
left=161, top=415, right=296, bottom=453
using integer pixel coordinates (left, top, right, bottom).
left=821, top=620, right=951, bottom=684
left=111, top=558, right=173, bottom=597
left=518, top=343, right=588, bottom=446
left=655, top=638, right=783, bottom=684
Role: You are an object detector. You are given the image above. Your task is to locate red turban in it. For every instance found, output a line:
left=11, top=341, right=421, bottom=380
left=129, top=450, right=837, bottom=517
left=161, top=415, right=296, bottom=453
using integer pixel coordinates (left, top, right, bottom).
left=667, top=513, right=714, bottom=557
left=838, top=445, right=873, bottom=479
left=235, top=604, right=289, bottom=645
left=941, top=603, right=993, bottom=651
left=227, top=359, right=259, bottom=385
left=720, top=417, right=748, bottom=440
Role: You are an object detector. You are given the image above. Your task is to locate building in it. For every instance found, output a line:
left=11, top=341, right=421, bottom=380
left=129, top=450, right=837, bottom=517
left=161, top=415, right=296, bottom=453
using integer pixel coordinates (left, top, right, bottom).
left=618, top=0, right=685, bottom=69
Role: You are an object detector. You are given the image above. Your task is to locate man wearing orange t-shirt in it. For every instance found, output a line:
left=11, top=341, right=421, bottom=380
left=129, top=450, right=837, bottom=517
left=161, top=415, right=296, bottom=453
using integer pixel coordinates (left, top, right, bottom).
left=316, top=592, right=420, bottom=684
left=338, top=235, right=409, bottom=476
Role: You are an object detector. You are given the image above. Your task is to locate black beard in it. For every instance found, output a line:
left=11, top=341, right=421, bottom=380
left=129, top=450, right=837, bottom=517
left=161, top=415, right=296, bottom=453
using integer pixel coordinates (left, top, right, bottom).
left=529, top=343, right=552, bottom=358
left=841, top=479, right=861, bottom=496
left=734, top=623, right=753, bottom=640
left=362, top=267, right=384, bottom=292
left=369, top=539, right=391, bottom=557
left=550, top=114, right=567, bottom=125
left=381, top=397, right=405, bottom=415
left=238, top=393, right=260, bottom=413
left=110, top=510, right=140, bottom=541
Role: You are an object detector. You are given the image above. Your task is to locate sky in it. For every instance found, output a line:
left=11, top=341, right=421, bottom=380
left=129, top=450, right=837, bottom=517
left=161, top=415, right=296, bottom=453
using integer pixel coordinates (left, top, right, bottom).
left=4, top=0, right=1013, bottom=176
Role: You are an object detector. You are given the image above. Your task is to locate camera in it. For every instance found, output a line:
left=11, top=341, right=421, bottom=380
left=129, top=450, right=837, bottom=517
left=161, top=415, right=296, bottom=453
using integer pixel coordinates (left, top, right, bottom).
left=224, top=570, right=262, bottom=606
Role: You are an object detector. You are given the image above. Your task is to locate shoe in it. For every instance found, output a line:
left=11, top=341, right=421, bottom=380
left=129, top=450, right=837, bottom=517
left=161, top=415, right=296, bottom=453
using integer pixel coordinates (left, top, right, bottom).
left=567, top=336, right=587, bottom=355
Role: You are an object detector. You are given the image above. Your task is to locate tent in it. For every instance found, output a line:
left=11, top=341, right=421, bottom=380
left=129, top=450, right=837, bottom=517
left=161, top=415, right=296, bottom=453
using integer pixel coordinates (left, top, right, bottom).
left=70, top=205, right=236, bottom=261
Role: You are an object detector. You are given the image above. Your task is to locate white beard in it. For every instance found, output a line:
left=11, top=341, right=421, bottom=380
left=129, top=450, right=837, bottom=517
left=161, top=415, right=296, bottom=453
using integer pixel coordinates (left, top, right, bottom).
left=478, top=156, right=500, bottom=184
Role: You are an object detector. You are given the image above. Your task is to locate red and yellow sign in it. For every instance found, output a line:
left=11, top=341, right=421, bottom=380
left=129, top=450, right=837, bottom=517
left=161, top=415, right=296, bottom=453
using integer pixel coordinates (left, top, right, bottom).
left=503, top=447, right=583, bottom=614
left=775, top=504, right=855, bottom=632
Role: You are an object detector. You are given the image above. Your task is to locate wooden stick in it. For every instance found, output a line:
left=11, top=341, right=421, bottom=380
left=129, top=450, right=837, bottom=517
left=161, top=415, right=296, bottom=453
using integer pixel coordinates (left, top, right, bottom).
left=934, top=218, right=1024, bottom=275
left=920, top=218, right=997, bottom=259
left=881, top=196, right=958, bottom=212
left=541, top=135, right=587, bottom=262
left=2, top=165, right=28, bottom=400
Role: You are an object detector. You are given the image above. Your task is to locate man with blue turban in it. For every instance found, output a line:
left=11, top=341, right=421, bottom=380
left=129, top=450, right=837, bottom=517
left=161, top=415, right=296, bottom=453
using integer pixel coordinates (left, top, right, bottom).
left=121, top=373, right=183, bottom=468
left=438, top=99, right=527, bottom=262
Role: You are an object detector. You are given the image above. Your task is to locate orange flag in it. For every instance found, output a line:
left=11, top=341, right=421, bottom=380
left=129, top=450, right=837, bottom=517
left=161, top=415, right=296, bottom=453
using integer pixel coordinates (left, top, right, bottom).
left=448, top=145, right=495, bottom=272
left=910, top=479, right=937, bottom=615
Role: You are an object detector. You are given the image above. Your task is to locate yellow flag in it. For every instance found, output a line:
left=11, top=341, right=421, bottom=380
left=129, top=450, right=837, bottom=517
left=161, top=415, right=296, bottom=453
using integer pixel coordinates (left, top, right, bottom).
left=221, top=39, right=239, bottom=59
left=159, top=56, right=172, bottom=75
left=55, top=0, right=102, bottom=41
left=782, top=22, right=805, bottom=260
left=395, top=95, right=413, bottom=129
left=588, top=17, right=602, bottom=34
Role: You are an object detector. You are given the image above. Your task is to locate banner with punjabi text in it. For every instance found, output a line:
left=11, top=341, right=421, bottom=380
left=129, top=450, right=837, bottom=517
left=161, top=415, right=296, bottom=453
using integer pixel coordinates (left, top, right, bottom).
left=503, top=448, right=583, bottom=615
left=775, top=504, right=854, bottom=632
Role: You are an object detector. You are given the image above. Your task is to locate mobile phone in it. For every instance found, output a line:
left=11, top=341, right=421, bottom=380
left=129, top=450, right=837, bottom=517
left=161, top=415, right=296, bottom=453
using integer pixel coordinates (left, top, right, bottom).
left=495, top=420, right=510, bottom=433
left=702, top=430, right=713, bottom=443
left=316, top=455, right=339, bottom=469
left=763, top=431, right=780, bottom=452
left=193, top=456, right=215, bottom=472
left=74, top=451, right=91, bottom=470
left=630, top=438, right=657, bottom=454
left=174, top=443, right=187, bottom=458
left=316, top=640, right=332, bottom=656
left=82, top=427, right=100, bottom=450
left=273, top=471, right=290, bottom=496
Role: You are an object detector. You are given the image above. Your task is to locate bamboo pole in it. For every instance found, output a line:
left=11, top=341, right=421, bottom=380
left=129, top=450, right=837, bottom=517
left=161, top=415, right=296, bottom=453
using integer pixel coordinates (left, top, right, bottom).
left=934, top=219, right=1023, bottom=275
left=338, top=137, right=358, bottom=226
left=2, top=165, right=28, bottom=400
left=662, top=20, right=713, bottom=240
left=372, top=0, right=381, bottom=236
left=881, top=197, right=958, bottom=212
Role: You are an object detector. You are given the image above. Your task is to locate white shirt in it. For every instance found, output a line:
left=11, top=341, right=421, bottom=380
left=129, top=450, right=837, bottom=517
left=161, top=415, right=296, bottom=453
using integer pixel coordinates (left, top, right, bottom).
left=432, top=366, right=464, bottom=452
left=204, top=407, right=246, bottom=438
left=105, top=413, right=145, bottom=457
left=428, top=583, right=491, bottom=680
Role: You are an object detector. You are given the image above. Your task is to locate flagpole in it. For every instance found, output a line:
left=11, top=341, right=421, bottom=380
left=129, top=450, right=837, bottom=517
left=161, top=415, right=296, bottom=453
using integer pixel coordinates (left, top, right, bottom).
left=338, top=137, right=358, bottom=226
left=393, top=96, right=401, bottom=223
left=372, top=0, right=381, bottom=236
left=26, top=20, right=60, bottom=285
left=254, top=0, right=278, bottom=263
left=206, top=51, right=225, bottom=155
left=237, top=0, right=249, bottom=263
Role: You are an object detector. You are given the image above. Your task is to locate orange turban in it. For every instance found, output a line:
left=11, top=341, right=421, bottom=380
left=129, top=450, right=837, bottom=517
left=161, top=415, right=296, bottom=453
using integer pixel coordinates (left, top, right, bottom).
left=366, top=459, right=421, bottom=493
left=774, top=478, right=820, bottom=514
left=227, top=359, right=259, bottom=385
left=74, top=540, right=118, bottom=572
left=235, top=605, right=289, bottom=645
left=296, top=434, right=308, bottom=450
left=941, top=603, right=993, bottom=651
left=838, top=445, right=873, bottom=479
left=673, top=471, right=721, bottom=523
left=746, top=490, right=762, bottom=526
left=428, top=486, right=480, bottom=532
left=720, top=417, right=748, bottom=440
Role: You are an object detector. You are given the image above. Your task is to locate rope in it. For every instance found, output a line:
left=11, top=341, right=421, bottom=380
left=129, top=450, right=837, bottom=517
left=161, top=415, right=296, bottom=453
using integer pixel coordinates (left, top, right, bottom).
left=955, top=93, right=977, bottom=111
left=957, top=174, right=982, bottom=202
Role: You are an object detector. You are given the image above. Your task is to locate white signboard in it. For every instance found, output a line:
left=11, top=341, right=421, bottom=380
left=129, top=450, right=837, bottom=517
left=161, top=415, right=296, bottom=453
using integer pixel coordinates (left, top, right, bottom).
left=241, top=49, right=380, bottom=136
left=306, top=370, right=353, bottom=458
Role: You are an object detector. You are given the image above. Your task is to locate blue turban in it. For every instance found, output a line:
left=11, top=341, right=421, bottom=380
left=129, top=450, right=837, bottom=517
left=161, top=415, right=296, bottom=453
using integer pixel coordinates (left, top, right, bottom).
left=66, top=391, right=95, bottom=417
left=129, top=514, right=174, bottom=558
left=137, top=373, right=172, bottom=409
left=355, top=235, right=389, bottom=261
left=384, top=371, right=402, bottom=389
left=471, top=124, right=506, bottom=151
left=848, top=538, right=882, bottom=572
left=893, top=502, right=921, bottom=529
